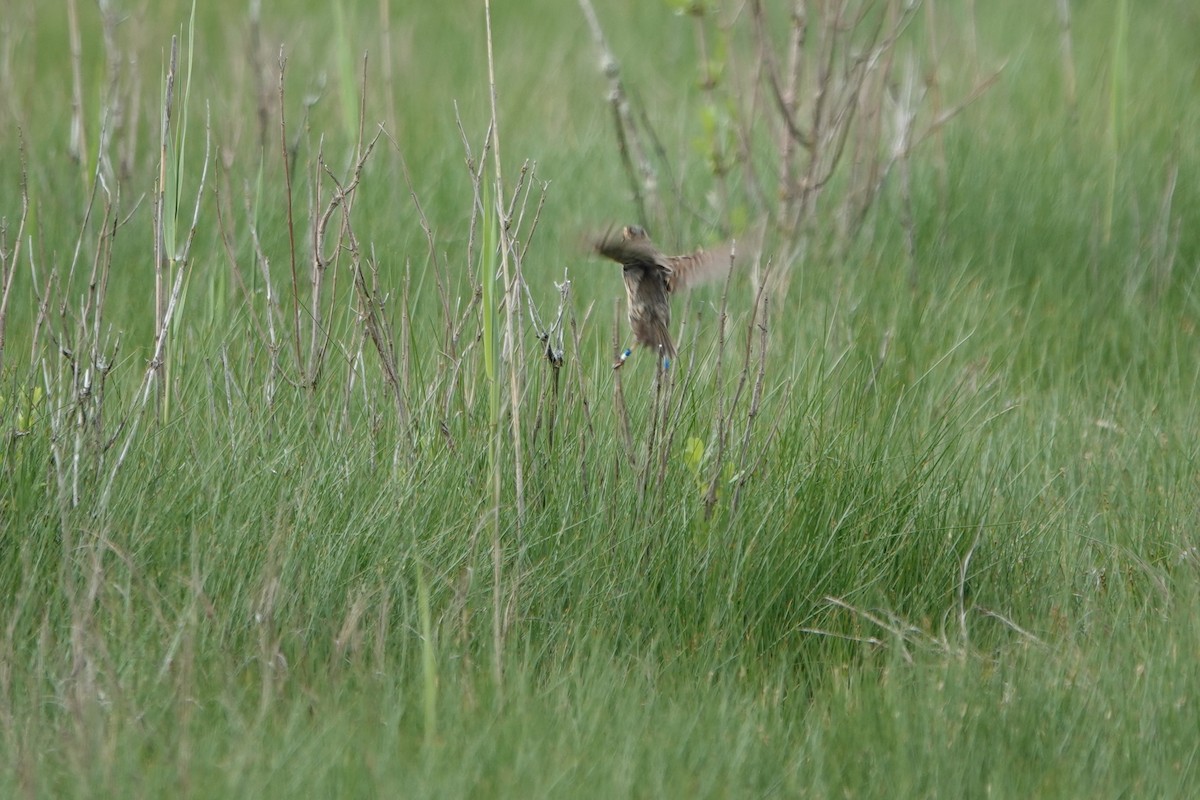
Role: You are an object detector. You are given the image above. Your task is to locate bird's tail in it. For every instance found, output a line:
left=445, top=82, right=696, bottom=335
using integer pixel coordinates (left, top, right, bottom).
left=643, top=318, right=676, bottom=366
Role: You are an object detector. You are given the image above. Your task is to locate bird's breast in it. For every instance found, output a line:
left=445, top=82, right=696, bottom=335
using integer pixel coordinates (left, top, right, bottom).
left=622, top=267, right=670, bottom=326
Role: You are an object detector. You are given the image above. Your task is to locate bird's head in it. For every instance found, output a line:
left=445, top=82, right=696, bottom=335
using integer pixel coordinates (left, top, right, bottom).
left=622, top=225, right=649, bottom=242
left=593, top=224, right=660, bottom=269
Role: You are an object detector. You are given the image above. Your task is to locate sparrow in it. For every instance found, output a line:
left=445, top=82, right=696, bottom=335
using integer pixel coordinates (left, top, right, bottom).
left=594, top=225, right=738, bottom=369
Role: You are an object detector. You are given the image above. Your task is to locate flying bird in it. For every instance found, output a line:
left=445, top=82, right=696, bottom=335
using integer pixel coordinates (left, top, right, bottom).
left=594, top=225, right=739, bottom=369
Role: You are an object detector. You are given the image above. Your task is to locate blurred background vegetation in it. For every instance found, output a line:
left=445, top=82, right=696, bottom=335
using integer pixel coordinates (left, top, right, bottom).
left=1, top=1, right=1198, bottom=796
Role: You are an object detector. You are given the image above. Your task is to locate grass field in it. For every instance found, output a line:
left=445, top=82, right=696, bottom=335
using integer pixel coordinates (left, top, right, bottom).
left=2, top=0, right=1199, bottom=796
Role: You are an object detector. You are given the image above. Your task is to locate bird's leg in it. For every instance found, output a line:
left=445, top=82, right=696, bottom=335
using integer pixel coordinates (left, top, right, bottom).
left=613, top=343, right=635, bottom=370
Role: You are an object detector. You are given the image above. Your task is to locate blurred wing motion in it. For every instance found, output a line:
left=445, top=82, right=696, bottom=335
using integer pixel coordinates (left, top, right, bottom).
left=667, top=225, right=761, bottom=292
left=593, top=226, right=668, bottom=272
left=665, top=242, right=735, bottom=292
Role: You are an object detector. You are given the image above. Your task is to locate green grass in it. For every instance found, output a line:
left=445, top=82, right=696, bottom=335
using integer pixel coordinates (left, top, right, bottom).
left=2, top=0, right=1199, bottom=796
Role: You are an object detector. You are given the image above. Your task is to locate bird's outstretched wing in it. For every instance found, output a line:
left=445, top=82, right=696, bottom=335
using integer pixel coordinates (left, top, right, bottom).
left=665, top=243, right=736, bottom=292
left=665, top=227, right=760, bottom=292
left=594, top=224, right=761, bottom=293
